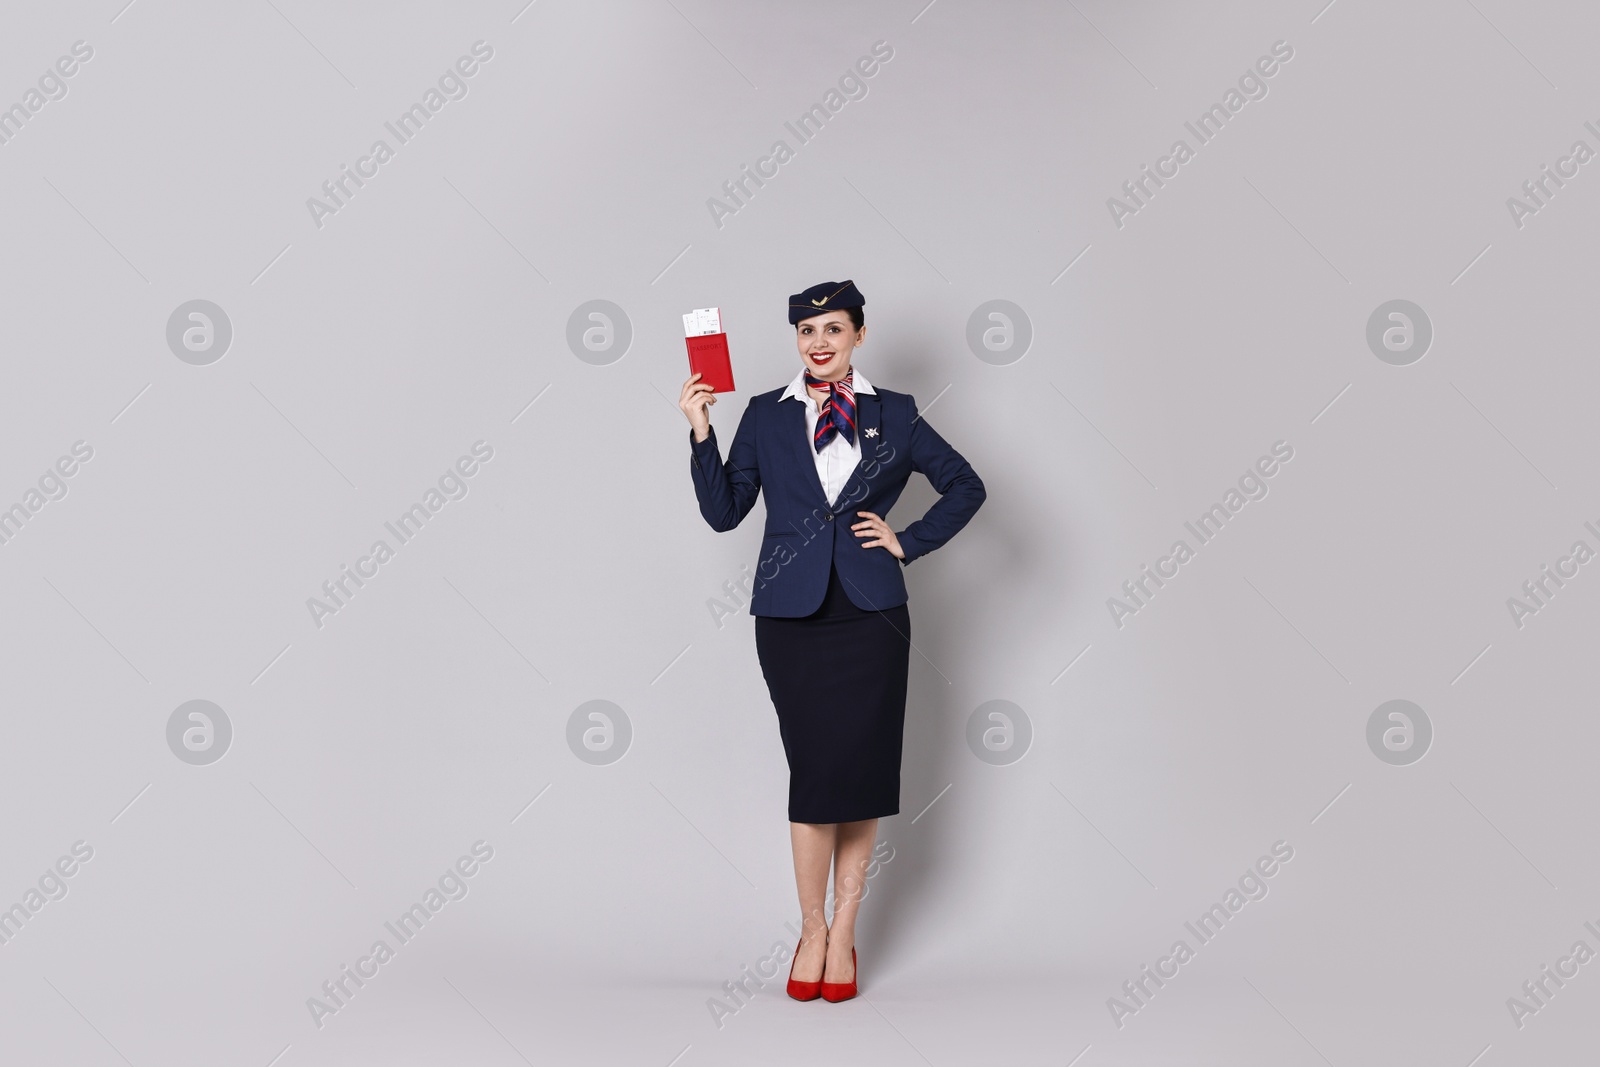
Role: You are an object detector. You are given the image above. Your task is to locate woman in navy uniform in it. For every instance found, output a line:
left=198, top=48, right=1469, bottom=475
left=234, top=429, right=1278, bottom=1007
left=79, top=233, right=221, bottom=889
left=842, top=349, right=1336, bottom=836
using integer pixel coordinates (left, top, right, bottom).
left=679, top=279, right=985, bottom=1002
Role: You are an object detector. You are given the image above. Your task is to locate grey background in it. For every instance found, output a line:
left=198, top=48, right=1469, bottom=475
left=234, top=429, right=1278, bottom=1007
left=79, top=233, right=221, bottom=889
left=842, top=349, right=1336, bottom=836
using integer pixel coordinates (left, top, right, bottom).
left=1, top=0, right=1596, bottom=1064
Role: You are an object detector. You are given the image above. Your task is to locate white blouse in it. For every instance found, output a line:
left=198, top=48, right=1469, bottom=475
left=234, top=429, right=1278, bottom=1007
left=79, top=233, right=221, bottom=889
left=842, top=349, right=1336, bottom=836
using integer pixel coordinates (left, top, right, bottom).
left=779, top=366, right=877, bottom=507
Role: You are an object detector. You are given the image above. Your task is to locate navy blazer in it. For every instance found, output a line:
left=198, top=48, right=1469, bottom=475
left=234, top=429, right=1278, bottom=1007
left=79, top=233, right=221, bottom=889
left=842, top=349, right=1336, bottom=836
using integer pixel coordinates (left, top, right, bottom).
left=689, top=382, right=986, bottom=617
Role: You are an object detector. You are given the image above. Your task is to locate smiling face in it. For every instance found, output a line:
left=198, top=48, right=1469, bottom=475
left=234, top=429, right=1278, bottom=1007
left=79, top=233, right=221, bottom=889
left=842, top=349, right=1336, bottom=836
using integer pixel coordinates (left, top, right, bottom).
left=794, top=311, right=865, bottom=382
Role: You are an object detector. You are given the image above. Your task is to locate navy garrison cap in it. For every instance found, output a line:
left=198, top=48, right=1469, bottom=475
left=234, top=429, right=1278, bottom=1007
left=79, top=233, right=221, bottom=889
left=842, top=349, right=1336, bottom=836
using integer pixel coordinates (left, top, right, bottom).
left=788, top=279, right=864, bottom=325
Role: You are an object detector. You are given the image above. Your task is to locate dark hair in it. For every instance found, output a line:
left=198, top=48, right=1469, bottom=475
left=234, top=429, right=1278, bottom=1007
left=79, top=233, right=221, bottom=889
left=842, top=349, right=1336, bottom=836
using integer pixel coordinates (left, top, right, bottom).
left=795, top=307, right=864, bottom=331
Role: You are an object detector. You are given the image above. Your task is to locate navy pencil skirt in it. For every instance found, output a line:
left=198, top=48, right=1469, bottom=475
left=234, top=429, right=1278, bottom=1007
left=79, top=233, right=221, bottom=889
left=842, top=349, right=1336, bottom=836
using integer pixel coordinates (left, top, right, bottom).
left=754, top=561, right=912, bottom=823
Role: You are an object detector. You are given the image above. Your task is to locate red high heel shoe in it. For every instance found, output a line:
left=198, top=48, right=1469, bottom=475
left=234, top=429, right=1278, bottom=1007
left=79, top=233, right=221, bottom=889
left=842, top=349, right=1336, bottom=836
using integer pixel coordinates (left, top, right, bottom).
left=786, top=937, right=822, bottom=1001
left=820, top=946, right=857, bottom=1002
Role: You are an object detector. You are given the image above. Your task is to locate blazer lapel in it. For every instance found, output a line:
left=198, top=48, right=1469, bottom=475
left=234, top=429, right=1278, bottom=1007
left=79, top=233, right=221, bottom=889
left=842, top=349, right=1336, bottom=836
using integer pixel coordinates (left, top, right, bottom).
left=831, top=390, right=884, bottom=510
left=855, top=389, right=884, bottom=463
left=782, top=393, right=831, bottom=507
left=782, top=385, right=886, bottom=511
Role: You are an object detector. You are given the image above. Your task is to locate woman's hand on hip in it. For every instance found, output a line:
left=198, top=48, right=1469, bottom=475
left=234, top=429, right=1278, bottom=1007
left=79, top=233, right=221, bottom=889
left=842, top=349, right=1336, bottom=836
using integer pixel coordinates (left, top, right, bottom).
left=852, top=511, right=904, bottom=559
left=679, top=372, right=716, bottom=442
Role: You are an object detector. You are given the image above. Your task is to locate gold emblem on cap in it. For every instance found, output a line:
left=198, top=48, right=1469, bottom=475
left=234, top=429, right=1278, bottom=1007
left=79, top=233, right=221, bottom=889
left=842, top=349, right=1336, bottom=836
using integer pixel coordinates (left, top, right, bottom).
left=793, top=280, right=857, bottom=312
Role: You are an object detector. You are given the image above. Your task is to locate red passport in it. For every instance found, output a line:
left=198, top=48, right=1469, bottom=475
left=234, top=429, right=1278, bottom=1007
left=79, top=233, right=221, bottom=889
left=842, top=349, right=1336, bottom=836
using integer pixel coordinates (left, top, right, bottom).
left=686, top=334, right=735, bottom=393
left=684, top=307, right=735, bottom=393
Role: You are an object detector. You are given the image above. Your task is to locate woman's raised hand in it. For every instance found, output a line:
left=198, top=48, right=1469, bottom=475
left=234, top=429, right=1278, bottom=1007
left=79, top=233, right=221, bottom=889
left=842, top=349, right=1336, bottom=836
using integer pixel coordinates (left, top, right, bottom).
left=680, top=372, right=717, bottom=442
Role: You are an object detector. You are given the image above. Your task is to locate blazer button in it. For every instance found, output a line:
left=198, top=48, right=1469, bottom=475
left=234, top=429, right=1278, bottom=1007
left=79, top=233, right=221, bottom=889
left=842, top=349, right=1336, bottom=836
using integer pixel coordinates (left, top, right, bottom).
left=824, top=512, right=833, bottom=521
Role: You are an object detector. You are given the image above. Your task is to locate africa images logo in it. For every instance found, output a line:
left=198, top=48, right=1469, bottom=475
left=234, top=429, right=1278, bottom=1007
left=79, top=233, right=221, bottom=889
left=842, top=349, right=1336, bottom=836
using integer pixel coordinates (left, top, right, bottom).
left=0, top=440, right=94, bottom=549
left=305, top=441, right=495, bottom=629
left=1106, top=40, right=1295, bottom=229
left=1106, top=441, right=1294, bottom=628
left=305, top=41, right=495, bottom=230
left=705, top=40, right=894, bottom=229
left=1107, top=841, right=1295, bottom=1029
left=0, top=39, right=94, bottom=148
left=305, top=841, right=495, bottom=1029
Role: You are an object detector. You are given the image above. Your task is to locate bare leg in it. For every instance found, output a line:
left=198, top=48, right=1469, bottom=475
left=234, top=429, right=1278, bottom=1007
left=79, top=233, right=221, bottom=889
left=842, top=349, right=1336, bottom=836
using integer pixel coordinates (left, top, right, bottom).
left=823, top=817, right=877, bottom=983
left=790, top=821, right=835, bottom=982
